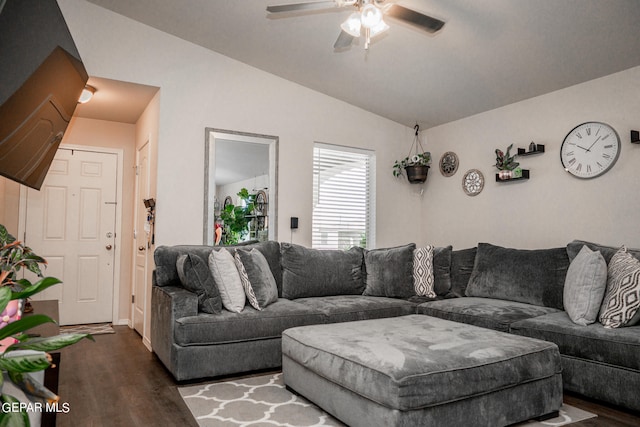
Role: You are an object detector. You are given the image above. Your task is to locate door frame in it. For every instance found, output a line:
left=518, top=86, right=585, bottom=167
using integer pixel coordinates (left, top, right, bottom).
left=18, top=144, right=125, bottom=325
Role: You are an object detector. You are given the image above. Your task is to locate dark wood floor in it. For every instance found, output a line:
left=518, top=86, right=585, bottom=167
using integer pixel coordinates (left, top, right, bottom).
left=56, top=326, right=640, bottom=426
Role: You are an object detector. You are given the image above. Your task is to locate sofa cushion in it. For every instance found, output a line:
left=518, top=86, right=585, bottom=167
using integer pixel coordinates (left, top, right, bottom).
left=465, top=243, right=569, bottom=309
left=433, top=245, right=453, bottom=296
left=234, top=252, right=262, bottom=310
left=174, top=299, right=325, bottom=346
left=567, top=240, right=640, bottom=265
left=599, top=248, right=640, bottom=328
left=450, top=247, right=477, bottom=297
left=413, top=246, right=435, bottom=297
left=236, top=248, right=278, bottom=309
left=294, top=295, right=417, bottom=324
left=208, top=249, right=245, bottom=313
left=175, top=253, right=222, bottom=314
left=416, top=297, right=560, bottom=332
left=363, top=243, right=416, bottom=298
left=563, top=245, right=607, bottom=326
left=510, top=311, right=640, bottom=371
left=153, top=241, right=282, bottom=293
left=281, top=243, right=364, bottom=299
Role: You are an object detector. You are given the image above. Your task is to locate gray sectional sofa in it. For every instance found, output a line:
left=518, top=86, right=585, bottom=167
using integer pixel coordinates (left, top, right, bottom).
left=151, top=239, right=640, bottom=413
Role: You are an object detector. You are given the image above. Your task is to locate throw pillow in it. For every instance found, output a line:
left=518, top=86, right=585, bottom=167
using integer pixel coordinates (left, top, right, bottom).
left=413, top=246, right=436, bottom=297
left=236, top=248, right=279, bottom=309
left=450, top=247, right=477, bottom=297
left=281, top=243, right=365, bottom=299
left=599, top=248, right=640, bottom=328
left=563, top=245, right=607, bottom=326
left=233, top=252, right=261, bottom=310
left=465, top=243, right=570, bottom=309
left=363, top=243, right=416, bottom=298
left=433, top=246, right=453, bottom=296
left=176, top=253, right=222, bottom=314
left=208, top=249, right=246, bottom=313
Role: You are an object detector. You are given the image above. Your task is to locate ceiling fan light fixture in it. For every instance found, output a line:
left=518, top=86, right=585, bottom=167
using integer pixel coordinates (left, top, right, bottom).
left=360, top=3, right=382, bottom=28
left=340, top=12, right=361, bottom=37
left=369, top=18, right=389, bottom=37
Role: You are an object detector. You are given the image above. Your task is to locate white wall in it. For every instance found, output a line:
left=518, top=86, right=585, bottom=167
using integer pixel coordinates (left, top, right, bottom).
left=58, top=0, right=421, bottom=250
left=422, top=66, right=640, bottom=250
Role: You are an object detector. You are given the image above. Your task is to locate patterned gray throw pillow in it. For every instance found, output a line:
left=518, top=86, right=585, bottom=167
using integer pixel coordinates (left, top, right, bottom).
left=599, top=248, right=640, bottom=328
left=413, top=246, right=435, bottom=297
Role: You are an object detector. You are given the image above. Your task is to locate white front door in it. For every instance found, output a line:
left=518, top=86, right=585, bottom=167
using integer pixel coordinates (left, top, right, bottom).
left=133, top=142, right=150, bottom=336
left=25, top=148, right=117, bottom=325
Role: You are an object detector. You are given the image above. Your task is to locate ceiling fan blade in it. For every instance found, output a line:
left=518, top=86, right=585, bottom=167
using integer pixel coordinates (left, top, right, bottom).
left=267, top=1, right=337, bottom=14
left=333, top=30, right=354, bottom=49
left=385, top=4, right=445, bottom=33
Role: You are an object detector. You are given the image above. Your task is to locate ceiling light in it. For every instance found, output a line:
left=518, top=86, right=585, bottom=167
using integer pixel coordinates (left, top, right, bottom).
left=360, top=3, right=382, bottom=29
left=340, top=12, right=361, bottom=37
left=78, top=85, right=96, bottom=104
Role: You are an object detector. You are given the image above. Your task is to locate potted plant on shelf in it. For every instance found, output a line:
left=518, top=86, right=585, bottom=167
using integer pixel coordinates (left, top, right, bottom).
left=393, top=124, right=431, bottom=184
left=219, top=188, right=255, bottom=245
left=0, top=224, right=92, bottom=426
left=495, top=144, right=521, bottom=179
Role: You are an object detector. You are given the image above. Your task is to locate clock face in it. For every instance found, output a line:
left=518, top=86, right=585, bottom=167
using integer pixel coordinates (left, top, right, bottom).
left=560, top=122, right=621, bottom=179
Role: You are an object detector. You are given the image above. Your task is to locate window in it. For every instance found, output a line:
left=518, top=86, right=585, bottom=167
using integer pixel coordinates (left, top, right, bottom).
left=312, top=143, right=375, bottom=249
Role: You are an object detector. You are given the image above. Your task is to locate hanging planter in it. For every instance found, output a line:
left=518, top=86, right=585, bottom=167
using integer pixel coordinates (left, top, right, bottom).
left=393, top=124, right=432, bottom=184
left=405, top=164, right=430, bottom=183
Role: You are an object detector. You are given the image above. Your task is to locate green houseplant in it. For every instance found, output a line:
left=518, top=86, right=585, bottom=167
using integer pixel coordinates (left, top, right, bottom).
left=219, top=188, right=255, bottom=245
left=0, top=224, right=92, bottom=426
left=393, top=124, right=431, bottom=184
left=495, top=144, right=521, bottom=179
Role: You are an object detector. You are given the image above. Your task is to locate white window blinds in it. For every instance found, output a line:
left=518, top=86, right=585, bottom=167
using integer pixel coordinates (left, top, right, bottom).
left=312, top=143, right=375, bottom=249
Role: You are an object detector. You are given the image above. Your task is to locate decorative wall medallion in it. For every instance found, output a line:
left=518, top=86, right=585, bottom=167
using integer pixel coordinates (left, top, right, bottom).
left=462, top=169, right=484, bottom=196
left=439, top=151, right=459, bottom=177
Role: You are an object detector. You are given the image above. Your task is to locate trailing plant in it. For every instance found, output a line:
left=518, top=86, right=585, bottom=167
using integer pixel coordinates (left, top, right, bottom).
left=393, top=124, right=431, bottom=180
left=219, top=188, right=255, bottom=245
left=0, top=224, right=92, bottom=426
left=495, top=144, right=519, bottom=171
left=392, top=152, right=432, bottom=178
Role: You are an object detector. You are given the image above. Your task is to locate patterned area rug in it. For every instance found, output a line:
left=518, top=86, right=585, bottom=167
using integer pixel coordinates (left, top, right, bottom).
left=59, top=323, right=115, bottom=335
left=179, top=373, right=596, bottom=427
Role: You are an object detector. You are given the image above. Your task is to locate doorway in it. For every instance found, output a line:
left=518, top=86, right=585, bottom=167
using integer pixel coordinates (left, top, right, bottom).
left=132, top=141, right=151, bottom=338
left=21, top=146, right=123, bottom=325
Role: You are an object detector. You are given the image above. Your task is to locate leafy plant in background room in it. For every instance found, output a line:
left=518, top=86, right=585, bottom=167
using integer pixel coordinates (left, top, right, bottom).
left=220, top=188, right=255, bottom=245
left=0, top=224, right=92, bottom=426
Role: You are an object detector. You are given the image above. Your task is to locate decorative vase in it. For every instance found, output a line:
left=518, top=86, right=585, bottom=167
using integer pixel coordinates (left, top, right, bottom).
left=405, top=165, right=429, bottom=184
left=498, top=169, right=513, bottom=180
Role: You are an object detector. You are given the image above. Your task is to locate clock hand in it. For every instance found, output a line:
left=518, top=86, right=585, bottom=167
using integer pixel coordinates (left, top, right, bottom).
left=576, top=145, right=590, bottom=152
left=586, top=136, right=602, bottom=152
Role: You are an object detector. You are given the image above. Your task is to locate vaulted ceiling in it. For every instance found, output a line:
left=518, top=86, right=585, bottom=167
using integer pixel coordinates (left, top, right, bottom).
left=85, top=0, right=640, bottom=128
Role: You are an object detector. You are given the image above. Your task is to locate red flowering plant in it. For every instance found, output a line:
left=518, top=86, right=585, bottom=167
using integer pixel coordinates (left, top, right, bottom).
left=0, top=224, right=92, bottom=426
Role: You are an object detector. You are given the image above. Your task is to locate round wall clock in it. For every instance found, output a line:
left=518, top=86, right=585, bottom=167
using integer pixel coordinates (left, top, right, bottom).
left=462, top=169, right=484, bottom=196
left=439, top=151, right=459, bottom=177
left=560, top=122, right=621, bottom=179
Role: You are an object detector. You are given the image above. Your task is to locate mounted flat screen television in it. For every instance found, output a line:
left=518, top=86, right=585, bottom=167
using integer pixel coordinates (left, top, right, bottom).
left=0, top=0, right=88, bottom=190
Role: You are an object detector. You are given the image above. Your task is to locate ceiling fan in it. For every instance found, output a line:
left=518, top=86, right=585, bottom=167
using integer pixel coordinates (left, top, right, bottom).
left=266, top=0, right=445, bottom=50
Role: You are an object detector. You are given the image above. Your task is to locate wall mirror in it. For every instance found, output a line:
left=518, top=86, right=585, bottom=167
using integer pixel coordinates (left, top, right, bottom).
left=204, top=128, right=278, bottom=245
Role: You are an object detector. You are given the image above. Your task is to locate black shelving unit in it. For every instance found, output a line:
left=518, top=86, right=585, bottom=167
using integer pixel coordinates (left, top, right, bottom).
left=496, top=169, right=530, bottom=182
left=517, top=144, right=545, bottom=156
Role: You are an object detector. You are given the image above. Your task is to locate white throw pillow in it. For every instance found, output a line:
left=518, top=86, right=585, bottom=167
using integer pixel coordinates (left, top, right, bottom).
left=208, top=249, right=246, bottom=313
left=413, top=246, right=435, bottom=297
left=563, top=245, right=607, bottom=326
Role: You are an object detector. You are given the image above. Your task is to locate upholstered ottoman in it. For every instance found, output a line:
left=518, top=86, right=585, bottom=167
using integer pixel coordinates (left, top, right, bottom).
left=282, top=315, right=562, bottom=427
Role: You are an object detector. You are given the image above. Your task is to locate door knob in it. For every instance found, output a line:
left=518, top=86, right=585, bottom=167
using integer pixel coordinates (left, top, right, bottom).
left=106, top=244, right=113, bottom=250
left=138, top=246, right=145, bottom=251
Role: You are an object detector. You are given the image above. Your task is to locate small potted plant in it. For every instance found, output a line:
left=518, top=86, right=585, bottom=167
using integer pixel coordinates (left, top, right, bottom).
left=393, top=124, right=431, bottom=184
left=393, top=152, right=432, bottom=183
left=495, top=144, right=520, bottom=179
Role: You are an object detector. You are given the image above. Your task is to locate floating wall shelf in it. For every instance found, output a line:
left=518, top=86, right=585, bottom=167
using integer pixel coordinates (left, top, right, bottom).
left=496, top=169, right=530, bottom=182
left=517, top=144, right=545, bottom=156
